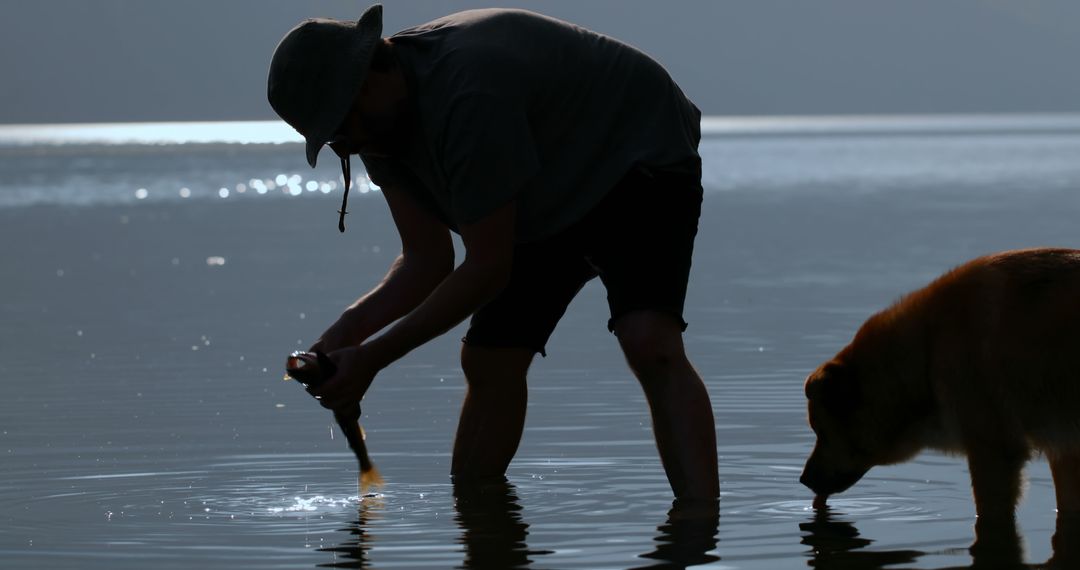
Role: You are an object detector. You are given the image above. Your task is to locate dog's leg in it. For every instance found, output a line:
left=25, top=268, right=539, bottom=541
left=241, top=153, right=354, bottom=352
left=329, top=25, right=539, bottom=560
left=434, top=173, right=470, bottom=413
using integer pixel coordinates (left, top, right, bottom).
left=966, top=447, right=1027, bottom=562
left=1048, top=510, right=1080, bottom=568
left=967, top=447, right=1027, bottom=521
left=971, top=514, right=1023, bottom=566
left=1048, top=451, right=1080, bottom=514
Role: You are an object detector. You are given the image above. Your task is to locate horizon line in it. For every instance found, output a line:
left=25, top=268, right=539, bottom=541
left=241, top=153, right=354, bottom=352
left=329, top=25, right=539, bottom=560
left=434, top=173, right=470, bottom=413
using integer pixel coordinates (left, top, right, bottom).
left=3, top=112, right=1080, bottom=146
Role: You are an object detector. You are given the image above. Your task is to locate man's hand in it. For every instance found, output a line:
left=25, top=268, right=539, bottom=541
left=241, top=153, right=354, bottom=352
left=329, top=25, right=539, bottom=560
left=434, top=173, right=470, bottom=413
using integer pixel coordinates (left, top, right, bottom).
left=305, top=345, right=379, bottom=411
left=309, top=309, right=367, bottom=354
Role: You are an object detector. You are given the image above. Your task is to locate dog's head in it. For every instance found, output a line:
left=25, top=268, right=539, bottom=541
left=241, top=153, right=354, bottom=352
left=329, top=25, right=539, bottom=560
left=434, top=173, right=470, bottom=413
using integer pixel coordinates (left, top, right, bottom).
left=800, top=360, right=873, bottom=499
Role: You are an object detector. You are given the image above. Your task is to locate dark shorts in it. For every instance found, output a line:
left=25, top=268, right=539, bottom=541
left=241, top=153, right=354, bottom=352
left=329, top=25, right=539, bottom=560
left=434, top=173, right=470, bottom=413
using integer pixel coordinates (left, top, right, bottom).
left=462, top=161, right=704, bottom=356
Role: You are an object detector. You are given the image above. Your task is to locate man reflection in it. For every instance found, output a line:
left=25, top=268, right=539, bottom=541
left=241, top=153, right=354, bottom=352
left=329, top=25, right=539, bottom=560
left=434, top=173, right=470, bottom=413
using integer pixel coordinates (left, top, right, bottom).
left=633, top=499, right=720, bottom=569
left=453, top=481, right=549, bottom=569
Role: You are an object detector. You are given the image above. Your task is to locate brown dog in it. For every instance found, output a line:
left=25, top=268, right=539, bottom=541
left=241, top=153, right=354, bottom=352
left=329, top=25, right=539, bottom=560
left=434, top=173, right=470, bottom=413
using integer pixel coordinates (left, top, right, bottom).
left=801, top=248, right=1080, bottom=520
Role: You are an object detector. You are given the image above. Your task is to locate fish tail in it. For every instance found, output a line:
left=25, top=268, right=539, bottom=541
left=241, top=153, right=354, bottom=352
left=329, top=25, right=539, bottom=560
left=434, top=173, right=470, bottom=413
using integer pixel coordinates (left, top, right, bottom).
left=360, top=465, right=384, bottom=493
left=356, top=422, right=383, bottom=492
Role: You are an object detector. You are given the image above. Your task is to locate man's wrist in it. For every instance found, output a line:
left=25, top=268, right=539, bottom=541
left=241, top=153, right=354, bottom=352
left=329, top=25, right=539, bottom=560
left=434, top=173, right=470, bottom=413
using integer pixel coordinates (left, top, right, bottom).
left=358, top=337, right=396, bottom=372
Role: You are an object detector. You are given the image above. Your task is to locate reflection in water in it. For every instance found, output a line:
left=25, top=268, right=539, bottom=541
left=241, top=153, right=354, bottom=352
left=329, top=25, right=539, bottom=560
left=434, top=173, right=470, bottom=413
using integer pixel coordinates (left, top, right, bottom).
left=801, top=507, right=1080, bottom=569
left=632, top=499, right=720, bottom=569
left=799, top=505, right=925, bottom=569
left=316, top=495, right=382, bottom=569
left=453, top=481, right=551, bottom=569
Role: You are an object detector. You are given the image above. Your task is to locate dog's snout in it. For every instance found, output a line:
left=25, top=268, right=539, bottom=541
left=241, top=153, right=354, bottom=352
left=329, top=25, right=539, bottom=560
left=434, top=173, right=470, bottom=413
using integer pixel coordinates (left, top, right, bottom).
left=800, top=467, right=823, bottom=495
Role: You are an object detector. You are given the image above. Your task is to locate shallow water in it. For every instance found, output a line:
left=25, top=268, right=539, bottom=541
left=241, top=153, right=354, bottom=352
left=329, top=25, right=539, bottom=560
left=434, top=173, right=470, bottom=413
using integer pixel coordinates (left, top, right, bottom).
left=3, top=117, right=1080, bottom=568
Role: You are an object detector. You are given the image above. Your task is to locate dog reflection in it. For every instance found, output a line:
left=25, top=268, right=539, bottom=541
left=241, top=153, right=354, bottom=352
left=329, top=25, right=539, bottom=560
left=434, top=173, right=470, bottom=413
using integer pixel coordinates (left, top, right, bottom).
left=800, top=505, right=923, bottom=569
left=801, top=506, right=1080, bottom=569
left=632, top=498, right=720, bottom=569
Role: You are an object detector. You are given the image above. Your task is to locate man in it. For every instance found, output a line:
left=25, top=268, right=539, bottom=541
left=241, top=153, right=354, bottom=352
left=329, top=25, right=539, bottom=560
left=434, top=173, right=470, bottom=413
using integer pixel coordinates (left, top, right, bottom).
left=268, top=5, right=718, bottom=499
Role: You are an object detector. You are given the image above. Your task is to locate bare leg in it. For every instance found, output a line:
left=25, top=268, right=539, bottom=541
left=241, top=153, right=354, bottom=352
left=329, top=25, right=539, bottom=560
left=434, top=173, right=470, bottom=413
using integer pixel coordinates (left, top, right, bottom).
left=612, top=310, right=719, bottom=500
left=451, top=345, right=534, bottom=482
left=1049, top=452, right=1080, bottom=514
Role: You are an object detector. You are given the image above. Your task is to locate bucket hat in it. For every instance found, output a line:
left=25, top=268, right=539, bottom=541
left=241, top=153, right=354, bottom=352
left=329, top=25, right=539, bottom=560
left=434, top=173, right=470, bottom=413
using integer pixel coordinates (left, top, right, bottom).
left=267, top=4, right=383, bottom=231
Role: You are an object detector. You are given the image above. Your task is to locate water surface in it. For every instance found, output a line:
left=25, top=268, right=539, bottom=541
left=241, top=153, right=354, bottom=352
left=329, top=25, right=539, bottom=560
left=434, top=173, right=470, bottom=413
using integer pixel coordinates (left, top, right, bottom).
left=3, top=115, right=1080, bottom=568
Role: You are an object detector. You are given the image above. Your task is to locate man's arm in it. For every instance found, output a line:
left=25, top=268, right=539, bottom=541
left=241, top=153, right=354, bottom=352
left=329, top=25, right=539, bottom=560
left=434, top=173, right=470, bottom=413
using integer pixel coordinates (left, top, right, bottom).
left=313, top=200, right=515, bottom=409
left=366, top=199, right=515, bottom=368
left=311, top=185, right=455, bottom=352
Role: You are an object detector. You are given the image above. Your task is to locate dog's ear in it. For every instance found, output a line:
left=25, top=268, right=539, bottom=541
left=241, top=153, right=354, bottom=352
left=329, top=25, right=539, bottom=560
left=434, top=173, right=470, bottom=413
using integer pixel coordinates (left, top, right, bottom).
left=806, top=362, right=860, bottom=417
left=805, top=362, right=843, bottom=400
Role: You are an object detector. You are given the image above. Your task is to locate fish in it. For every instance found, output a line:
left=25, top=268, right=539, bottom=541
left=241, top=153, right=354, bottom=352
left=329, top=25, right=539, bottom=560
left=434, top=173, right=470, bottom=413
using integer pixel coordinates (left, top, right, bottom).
left=285, top=350, right=383, bottom=492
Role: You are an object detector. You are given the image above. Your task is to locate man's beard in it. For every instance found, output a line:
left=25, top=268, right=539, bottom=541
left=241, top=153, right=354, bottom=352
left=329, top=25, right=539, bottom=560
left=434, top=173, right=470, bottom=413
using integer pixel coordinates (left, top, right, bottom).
left=357, top=98, right=415, bottom=158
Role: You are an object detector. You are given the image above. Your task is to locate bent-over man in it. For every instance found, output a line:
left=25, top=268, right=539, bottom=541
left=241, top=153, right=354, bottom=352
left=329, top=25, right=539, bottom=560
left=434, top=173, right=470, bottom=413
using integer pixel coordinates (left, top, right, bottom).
left=267, top=5, right=718, bottom=499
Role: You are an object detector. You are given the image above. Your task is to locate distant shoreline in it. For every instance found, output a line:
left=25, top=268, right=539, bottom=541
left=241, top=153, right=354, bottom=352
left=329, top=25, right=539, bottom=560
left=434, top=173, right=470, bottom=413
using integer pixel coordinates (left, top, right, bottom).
left=3, top=113, right=1080, bottom=147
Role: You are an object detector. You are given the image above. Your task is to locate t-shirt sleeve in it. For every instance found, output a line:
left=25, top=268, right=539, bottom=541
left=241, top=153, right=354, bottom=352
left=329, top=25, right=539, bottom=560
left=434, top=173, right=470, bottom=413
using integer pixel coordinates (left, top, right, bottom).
left=441, top=94, right=539, bottom=225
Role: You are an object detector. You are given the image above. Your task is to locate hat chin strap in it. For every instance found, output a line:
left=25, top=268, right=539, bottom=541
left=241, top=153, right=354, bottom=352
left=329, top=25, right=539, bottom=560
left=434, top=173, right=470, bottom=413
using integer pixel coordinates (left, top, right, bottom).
left=338, top=155, right=351, bottom=233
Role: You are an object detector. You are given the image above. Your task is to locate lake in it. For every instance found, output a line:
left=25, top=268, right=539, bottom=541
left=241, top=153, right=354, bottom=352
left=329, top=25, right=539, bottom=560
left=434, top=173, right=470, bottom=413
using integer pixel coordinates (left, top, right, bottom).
left=3, top=114, right=1080, bottom=568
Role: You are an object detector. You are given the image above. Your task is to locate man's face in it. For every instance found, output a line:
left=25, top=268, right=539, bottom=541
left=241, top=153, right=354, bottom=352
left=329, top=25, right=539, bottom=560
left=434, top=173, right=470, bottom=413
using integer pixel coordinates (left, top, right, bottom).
left=330, top=69, right=411, bottom=159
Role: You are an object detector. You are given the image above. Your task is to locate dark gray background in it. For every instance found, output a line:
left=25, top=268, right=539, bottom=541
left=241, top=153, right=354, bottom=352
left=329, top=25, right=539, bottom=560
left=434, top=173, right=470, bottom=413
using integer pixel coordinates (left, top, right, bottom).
left=2, top=0, right=1079, bottom=124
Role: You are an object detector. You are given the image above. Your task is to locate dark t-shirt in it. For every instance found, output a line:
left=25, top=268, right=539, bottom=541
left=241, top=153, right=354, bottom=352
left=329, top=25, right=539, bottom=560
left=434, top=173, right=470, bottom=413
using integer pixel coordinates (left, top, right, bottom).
left=361, top=8, right=701, bottom=242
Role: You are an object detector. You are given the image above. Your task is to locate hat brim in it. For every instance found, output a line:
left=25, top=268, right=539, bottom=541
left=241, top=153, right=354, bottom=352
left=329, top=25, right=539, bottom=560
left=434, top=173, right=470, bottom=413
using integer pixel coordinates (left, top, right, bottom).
left=306, top=139, right=322, bottom=168
left=300, top=4, right=383, bottom=169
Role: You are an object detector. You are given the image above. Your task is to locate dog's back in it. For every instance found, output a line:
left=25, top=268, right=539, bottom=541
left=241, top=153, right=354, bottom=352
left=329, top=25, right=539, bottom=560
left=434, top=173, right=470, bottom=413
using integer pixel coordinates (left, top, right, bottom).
left=917, top=248, right=1080, bottom=452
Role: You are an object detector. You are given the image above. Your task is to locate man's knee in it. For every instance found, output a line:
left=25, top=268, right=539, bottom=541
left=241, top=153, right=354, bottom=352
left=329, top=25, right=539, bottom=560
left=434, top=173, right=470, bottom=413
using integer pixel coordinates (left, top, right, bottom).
left=612, top=311, right=689, bottom=379
left=460, top=344, right=534, bottom=387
